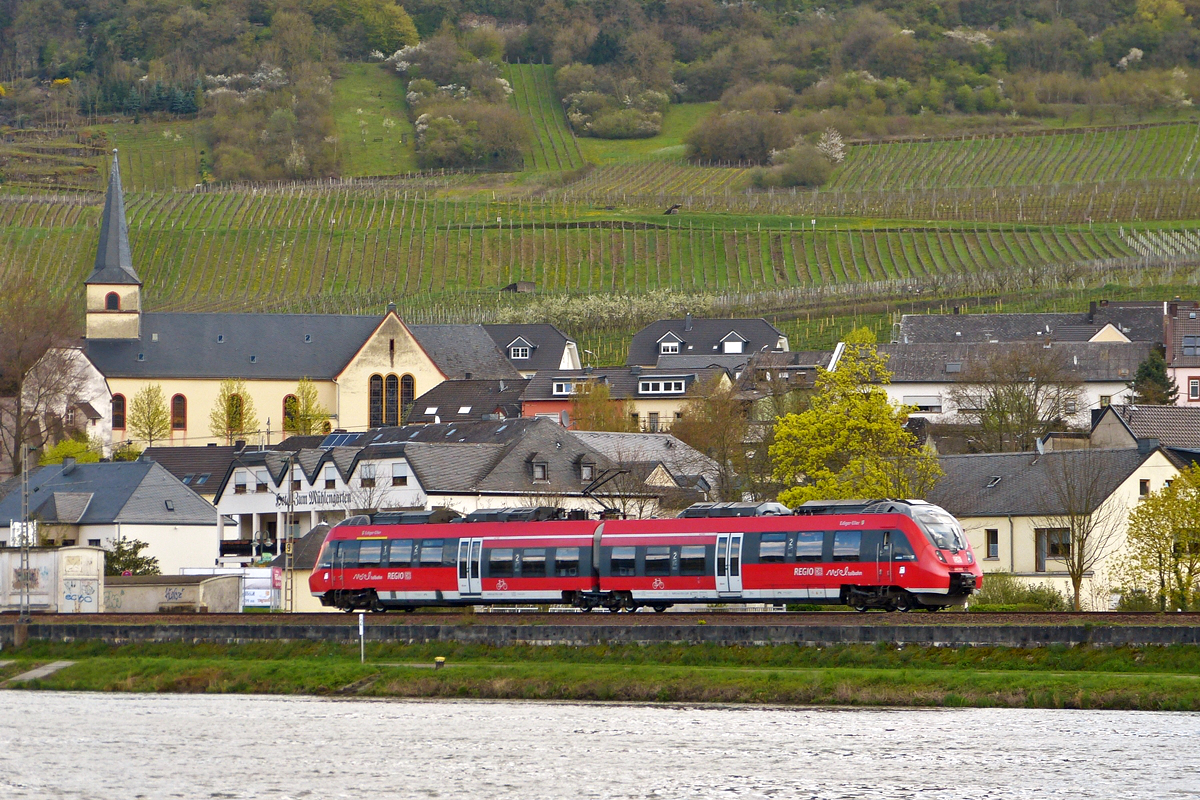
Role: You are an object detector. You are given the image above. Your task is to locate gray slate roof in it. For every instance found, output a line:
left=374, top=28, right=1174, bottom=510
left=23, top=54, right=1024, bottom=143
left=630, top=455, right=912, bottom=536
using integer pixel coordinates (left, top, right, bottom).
left=271, top=524, right=331, bottom=571
left=897, top=303, right=1164, bottom=345
left=408, top=378, right=530, bottom=423
left=927, top=447, right=1155, bottom=517
left=571, top=431, right=720, bottom=490
left=142, top=445, right=244, bottom=492
left=1097, top=404, right=1200, bottom=450
left=84, top=314, right=521, bottom=380
left=627, top=317, right=788, bottom=366
left=0, top=461, right=215, bottom=528
left=876, top=341, right=1151, bottom=383
left=523, top=367, right=727, bottom=401
left=483, top=324, right=575, bottom=373
left=86, top=154, right=141, bottom=286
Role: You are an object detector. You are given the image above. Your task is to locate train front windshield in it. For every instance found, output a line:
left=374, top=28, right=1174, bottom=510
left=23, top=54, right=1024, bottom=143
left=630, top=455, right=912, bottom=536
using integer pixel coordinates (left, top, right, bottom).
left=912, top=505, right=968, bottom=552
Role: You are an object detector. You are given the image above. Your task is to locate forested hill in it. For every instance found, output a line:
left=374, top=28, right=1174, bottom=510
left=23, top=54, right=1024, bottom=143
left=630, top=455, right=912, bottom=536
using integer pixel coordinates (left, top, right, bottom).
left=3, top=0, right=1199, bottom=182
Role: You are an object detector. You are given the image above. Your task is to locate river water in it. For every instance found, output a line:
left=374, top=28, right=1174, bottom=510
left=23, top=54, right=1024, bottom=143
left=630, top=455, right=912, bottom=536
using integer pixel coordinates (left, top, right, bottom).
left=0, top=693, right=1196, bottom=799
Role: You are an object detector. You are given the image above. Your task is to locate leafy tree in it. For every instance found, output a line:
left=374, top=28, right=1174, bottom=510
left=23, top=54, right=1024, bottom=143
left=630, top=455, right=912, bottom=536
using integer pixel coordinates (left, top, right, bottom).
left=285, top=377, right=332, bottom=435
left=669, top=375, right=747, bottom=501
left=104, top=537, right=161, bottom=576
left=1129, top=348, right=1177, bottom=405
left=770, top=328, right=942, bottom=507
left=127, top=383, right=171, bottom=447
left=209, top=378, right=259, bottom=444
left=948, top=343, right=1084, bottom=453
left=111, top=442, right=143, bottom=462
left=1119, top=465, right=1200, bottom=611
left=570, top=381, right=637, bottom=431
left=38, top=436, right=101, bottom=465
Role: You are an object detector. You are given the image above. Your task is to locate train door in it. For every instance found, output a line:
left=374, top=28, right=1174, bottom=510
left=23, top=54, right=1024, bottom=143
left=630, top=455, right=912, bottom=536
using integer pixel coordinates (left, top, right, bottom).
left=877, top=532, right=893, bottom=585
left=715, top=533, right=743, bottom=596
left=458, top=538, right=483, bottom=596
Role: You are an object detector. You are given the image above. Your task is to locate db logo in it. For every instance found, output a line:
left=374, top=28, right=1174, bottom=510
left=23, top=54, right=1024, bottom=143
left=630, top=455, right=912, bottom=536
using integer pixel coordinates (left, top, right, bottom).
left=652, top=578, right=665, bottom=590
left=495, top=579, right=508, bottom=591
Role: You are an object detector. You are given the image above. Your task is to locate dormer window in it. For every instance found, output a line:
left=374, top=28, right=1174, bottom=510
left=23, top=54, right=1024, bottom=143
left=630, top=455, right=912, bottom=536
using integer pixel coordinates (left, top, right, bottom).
left=552, top=381, right=578, bottom=396
left=660, top=341, right=679, bottom=355
left=511, top=346, right=530, bottom=359
left=639, top=379, right=686, bottom=394
left=580, top=463, right=595, bottom=482
left=723, top=340, right=744, bottom=354
left=533, top=462, right=549, bottom=481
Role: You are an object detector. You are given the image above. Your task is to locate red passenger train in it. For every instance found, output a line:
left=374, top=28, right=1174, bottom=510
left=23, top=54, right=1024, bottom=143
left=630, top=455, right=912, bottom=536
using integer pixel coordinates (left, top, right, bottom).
left=310, top=500, right=981, bottom=613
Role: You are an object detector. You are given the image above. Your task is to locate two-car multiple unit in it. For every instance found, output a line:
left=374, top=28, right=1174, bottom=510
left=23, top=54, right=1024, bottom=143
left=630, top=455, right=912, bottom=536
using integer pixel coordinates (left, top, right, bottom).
left=309, top=500, right=981, bottom=613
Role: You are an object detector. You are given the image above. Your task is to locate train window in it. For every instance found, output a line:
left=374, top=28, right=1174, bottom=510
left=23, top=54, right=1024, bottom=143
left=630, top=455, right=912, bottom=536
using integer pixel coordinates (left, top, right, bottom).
left=758, top=533, right=787, bottom=563
left=680, top=545, right=706, bottom=576
left=645, top=546, right=671, bottom=576
left=521, top=548, right=547, bottom=577
left=489, top=548, right=516, bottom=577
left=892, top=533, right=917, bottom=561
left=796, top=531, right=823, bottom=562
left=420, top=540, right=444, bottom=566
left=611, top=546, right=637, bottom=576
left=442, top=542, right=458, bottom=566
left=555, top=547, right=580, bottom=577
left=833, top=531, right=861, bottom=562
left=335, top=540, right=359, bottom=567
left=389, top=540, right=413, bottom=568
left=359, top=540, right=384, bottom=565
left=317, top=542, right=333, bottom=569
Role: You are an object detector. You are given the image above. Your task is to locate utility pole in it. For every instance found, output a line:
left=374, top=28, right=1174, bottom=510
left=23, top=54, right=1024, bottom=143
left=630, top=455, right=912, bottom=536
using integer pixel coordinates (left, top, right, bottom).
left=18, top=444, right=34, bottom=623
left=284, top=452, right=295, bottom=612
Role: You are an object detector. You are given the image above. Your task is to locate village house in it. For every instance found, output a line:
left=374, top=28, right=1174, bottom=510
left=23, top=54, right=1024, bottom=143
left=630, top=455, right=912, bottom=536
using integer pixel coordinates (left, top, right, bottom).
left=926, top=442, right=1180, bottom=608
left=0, top=458, right=219, bottom=576
left=626, top=314, right=790, bottom=368
left=521, top=366, right=730, bottom=432
left=210, top=418, right=658, bottom=560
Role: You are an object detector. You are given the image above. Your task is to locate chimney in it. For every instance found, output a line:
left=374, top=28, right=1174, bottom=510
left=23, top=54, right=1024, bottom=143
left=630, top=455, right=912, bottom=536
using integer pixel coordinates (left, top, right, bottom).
left=386, top=302, right=397, bottom=314
left=62, top=457, right=76, bottom=475
left=953, top=306, right=960, bottom=315
left=1138, top=438, right=1159, bottom=454
left=1170, top=302, right=1179, bottom=318
left=684, top=312, right=693, bottom=332
left=1088, top=301, right=1097, bottom=322
left=234, top=439, right=246, bottom=452
left=207, top=442, right=217, bottom=447
left=630, top=365, right=642, bottom=376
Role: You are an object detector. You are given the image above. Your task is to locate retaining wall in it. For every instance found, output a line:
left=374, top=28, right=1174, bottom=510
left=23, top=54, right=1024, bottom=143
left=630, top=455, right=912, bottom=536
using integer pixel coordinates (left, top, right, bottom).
left=2, top=622, right=1198, bottom=648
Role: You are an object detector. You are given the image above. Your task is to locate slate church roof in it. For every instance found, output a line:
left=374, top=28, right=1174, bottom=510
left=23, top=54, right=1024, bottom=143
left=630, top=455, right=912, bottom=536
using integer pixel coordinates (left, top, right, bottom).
left=86, top=151, right=141, bottom=286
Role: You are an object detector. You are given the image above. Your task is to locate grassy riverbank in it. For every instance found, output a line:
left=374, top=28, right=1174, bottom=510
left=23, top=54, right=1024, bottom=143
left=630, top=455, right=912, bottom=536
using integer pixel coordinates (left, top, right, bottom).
left=4, top=642, right=1200, bottom=711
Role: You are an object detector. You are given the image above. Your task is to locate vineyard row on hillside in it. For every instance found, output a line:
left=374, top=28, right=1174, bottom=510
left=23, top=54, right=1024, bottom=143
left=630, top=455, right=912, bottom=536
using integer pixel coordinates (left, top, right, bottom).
left=4, top=192, right=1196, bottom=314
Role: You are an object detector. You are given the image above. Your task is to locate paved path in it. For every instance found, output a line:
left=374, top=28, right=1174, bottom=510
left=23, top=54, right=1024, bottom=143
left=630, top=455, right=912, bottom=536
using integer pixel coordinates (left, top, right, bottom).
left=5, top=661, right=74, bottom=683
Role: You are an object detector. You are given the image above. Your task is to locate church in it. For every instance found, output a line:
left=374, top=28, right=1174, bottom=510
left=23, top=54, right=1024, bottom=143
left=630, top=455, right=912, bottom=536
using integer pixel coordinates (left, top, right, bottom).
left=72, top=154, right=579, bottom=450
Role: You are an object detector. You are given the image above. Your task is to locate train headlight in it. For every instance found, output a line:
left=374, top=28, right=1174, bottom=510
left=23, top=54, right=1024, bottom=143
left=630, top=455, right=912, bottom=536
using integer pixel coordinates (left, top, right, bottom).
left=935, top=550, right=948, bottom=563
left=965, top=552, right=974, bottom=564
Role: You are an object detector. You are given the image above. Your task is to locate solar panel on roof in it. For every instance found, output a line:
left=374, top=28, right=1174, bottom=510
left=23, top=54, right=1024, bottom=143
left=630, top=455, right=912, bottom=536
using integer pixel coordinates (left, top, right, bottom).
left=319, top=432, right=357, bottom=449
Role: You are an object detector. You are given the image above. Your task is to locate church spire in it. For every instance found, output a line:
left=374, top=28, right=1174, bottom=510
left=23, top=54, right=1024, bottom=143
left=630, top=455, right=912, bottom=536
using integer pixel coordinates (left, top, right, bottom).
left=86, top=150, right=141, bottom=286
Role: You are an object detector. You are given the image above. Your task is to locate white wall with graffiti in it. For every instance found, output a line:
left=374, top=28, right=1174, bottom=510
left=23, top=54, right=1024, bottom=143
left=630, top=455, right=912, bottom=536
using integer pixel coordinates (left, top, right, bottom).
left=0, top=546, right=104, bottom=613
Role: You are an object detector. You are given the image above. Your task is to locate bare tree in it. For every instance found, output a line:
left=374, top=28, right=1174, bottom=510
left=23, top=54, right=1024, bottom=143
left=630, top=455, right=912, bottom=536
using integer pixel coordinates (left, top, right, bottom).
left=949, top=343, right=1084, bottom=453
left=0, top=275, right=82, bottom=475
left=1036, top=450, right=1128, bottom=611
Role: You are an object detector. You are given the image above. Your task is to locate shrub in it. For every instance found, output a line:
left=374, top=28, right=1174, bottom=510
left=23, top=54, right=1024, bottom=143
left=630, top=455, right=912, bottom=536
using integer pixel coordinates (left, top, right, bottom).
left=969, top=572, right=1070, bottom=611
left=587, top=108, right=662, bottom=138
left=721, top=82, right=797, bottom=113
left=416, top=101, right=526, bottom=169
left=684, top=111, right=799, bottom=164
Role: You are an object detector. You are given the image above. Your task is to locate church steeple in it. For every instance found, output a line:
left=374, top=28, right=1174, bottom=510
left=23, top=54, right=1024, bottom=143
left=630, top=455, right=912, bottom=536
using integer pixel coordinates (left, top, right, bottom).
left=85, top=150, right=142, bottom=340
left=86, top=150, right=141, bottom=286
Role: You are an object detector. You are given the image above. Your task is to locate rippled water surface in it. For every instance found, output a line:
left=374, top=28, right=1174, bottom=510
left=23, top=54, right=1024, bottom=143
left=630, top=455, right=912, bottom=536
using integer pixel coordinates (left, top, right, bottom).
left=0, top=693, right=1196, bottom=799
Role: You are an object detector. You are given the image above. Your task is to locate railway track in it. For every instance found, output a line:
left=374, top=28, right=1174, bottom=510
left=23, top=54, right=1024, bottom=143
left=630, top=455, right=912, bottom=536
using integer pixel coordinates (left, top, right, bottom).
left=13, top=611, right=1200, bottom=627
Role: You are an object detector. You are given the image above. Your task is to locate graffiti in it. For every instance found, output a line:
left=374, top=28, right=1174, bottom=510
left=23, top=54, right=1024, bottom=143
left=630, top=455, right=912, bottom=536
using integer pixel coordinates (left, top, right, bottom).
left=13, top=568, right=39, bottom=590
left=164, top=588, right=184, bottom=601
left=62, top=579, right=98, bottom=612
left=104, top=589, right=125, bottom=610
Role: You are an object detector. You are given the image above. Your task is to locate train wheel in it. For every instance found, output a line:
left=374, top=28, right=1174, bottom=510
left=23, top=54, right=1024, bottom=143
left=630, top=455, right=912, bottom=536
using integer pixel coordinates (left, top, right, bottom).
left=403, top=607, right=416, bottom=613
left=852, top=605, right=869, bottom=613
left=893, top=593, right=916, bottom=613
left=652, top=604, right=668, bottom=613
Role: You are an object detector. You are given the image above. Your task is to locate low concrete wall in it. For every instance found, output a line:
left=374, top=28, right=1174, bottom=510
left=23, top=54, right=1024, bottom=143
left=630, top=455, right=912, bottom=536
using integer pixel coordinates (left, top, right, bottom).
left=2, top=622, right=1198, bottom=648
